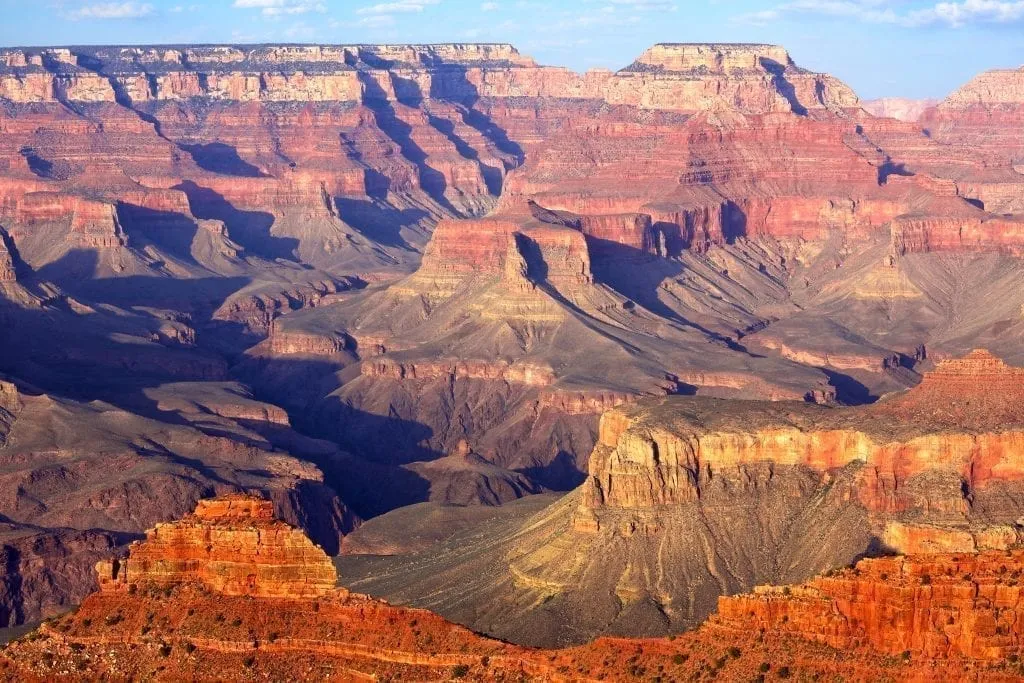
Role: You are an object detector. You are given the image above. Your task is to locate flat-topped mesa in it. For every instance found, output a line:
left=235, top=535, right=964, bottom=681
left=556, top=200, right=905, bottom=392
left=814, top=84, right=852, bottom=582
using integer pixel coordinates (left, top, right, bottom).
left=397, top=205, right=594, bottom=303
left=631, top=43, right=792, bottom=73
left=922, top=67, right=1024, bottom=167
left=96, top=494, right=338, bottom=599
left=713, top=550, right=1024, bottom=660
left=616, top=42, right=858, bottom=113
left=939, top=66, right=1024, bottom=107
left=575, top=350, right=1024, bottom=520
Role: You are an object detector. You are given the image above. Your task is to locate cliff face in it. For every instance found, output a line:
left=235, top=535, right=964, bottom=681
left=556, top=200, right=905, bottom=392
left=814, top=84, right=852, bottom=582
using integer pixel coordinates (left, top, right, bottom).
left=715, top=550, right=1024, bottom=660
left=922, top=66, right=1024, bottom=170
left=0, top=43, right=850, bottom=115
left=580, top=349, right=1024, bottom=523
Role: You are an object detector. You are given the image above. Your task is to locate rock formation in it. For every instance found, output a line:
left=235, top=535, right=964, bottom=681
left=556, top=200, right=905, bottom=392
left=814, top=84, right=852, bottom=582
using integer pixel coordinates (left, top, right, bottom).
left=714, top=549, right=1024, bottom=661
left=4, top=496, right=1024, bottom=681
left=923, top=66, right=1024, bottom=169
left=97, top=494, right=337, bottom=598
left=402, top=440, right=543, bottom=506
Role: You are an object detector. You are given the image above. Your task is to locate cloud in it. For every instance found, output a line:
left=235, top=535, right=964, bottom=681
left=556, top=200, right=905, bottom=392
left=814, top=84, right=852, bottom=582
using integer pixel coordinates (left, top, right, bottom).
left=481, top=1, right=500, bottom=9
left=355, top=0, right=440, bottom=15
left=66, top=2, right=154, bottom=19
left=908, top=0, right=1024, bottom=26
left=733, top=0, right=1024, bottom=26
left=232, top=0, right=327, bottom=16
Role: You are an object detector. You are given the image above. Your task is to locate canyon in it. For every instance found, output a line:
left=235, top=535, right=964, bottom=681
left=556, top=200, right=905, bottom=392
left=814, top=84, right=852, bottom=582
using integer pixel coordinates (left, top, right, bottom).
left=0, top=38, right=1022, bottom=669
left=341, top=350, right=1024, bottom=645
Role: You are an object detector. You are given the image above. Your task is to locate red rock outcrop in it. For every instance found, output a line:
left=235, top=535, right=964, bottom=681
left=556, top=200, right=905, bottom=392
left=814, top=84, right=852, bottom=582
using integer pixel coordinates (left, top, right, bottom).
left=714, top=550, right=1024, bottom=660
left=923, top=66, right=1024, bottom=167
left=579, top=350, right=1024, bottom=518
left=97, top=494, right=337, bottom=599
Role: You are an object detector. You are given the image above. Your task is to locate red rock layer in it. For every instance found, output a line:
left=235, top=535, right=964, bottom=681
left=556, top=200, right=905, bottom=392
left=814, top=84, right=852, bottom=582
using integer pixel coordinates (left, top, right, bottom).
left=714, top=550, right=1024, bottom=660
left=923, top=66, right=1024, bottom=168
left=96, top=494, right=337, bottom=599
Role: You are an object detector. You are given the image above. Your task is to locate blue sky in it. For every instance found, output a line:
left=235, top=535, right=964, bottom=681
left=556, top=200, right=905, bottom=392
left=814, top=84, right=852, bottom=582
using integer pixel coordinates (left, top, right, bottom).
left=1, top=1, right=1021, bottom=99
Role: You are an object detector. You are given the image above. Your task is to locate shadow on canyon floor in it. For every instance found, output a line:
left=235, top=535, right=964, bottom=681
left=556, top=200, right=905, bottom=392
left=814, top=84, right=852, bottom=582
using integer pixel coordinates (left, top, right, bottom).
left=176, top=181, right=299, bottom=262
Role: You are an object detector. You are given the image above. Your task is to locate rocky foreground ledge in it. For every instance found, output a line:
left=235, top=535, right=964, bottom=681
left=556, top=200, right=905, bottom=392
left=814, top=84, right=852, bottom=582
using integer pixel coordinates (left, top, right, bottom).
left=4, top=494, right=1024, bottom=680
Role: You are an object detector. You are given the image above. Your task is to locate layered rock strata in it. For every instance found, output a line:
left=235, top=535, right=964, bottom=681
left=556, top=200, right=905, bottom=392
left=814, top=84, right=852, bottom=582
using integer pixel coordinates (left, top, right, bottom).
left=714, top=550, right=1024, bottom=660
left=97, top=495, right=337, bottom=598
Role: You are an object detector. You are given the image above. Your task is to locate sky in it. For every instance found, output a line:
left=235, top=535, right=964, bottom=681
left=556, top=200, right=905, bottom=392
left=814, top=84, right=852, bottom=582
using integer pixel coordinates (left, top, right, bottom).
left=0, top=1, right=1021, bottom=99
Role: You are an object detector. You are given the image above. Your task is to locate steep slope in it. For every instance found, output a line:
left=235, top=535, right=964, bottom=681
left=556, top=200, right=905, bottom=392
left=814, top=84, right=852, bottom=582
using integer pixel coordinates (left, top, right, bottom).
left=340, top=351, right=1024, bottom=645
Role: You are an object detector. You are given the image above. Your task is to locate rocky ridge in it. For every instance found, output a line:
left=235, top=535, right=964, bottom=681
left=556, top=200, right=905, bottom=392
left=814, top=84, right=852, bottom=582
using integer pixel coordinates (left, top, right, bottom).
left=4, top=494, right=1024, bottom=681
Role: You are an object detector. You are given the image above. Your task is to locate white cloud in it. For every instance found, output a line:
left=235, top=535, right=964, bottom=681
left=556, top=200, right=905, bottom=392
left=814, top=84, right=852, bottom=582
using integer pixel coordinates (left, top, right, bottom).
left=232, top=0, right=327, bottom=16
left=733, top=0, right=1024, bottom=26
left=481, top=1, right=500, bottom=9
left=355, top=0, right=440, bottom=14
left=66, top=2, right=154, bottom=19
left=908, top=0, right=1024, bottom=26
